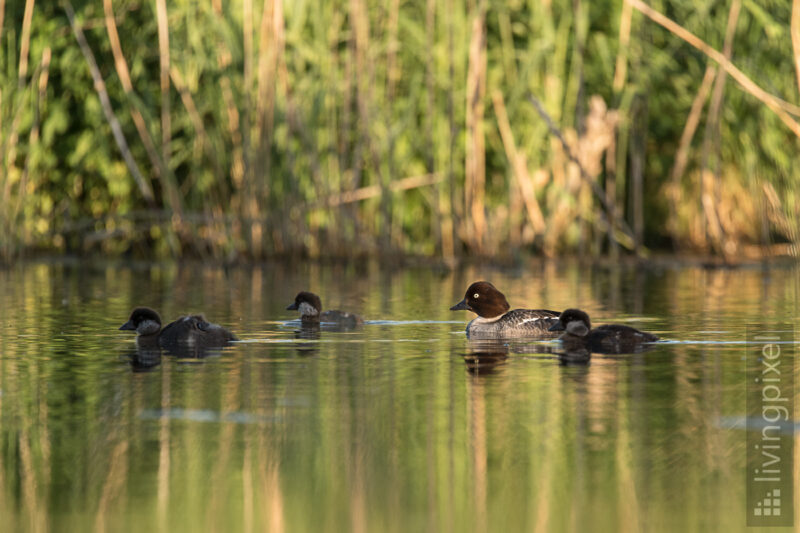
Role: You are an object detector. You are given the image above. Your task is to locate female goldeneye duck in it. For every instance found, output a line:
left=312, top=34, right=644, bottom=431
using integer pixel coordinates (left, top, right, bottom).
left=286, top=291, right=364, bottom=328
left=548, top=308, right=658, bottom=354
left=119, top=307, right=238, bottom=349
left=449, top=281, right=559, bottom=338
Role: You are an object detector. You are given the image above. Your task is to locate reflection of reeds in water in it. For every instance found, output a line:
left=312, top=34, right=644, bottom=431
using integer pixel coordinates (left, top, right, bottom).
left=0, top=264, right=797, bottom=530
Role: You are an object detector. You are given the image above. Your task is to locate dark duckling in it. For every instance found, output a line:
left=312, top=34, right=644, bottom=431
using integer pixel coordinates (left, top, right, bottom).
left=548, top=308, right=658, bottom=354
left=286, top=291, right=363, bottom=329
left=120, top=307, right=238, bottom=350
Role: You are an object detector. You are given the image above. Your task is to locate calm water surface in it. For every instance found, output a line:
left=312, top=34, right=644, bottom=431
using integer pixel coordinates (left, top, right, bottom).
left=0, top=260, right=797, bottom=532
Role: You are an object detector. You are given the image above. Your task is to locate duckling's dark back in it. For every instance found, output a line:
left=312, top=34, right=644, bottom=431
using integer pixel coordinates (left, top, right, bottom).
left=587, top=324, right=658, bottom=354
left=320, top=309, right=364, bottom=329
left=159, top=314, right=237, bottom=348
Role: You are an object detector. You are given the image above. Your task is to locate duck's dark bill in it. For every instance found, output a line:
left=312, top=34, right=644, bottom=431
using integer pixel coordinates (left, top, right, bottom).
left=547, top=321, right=565, bottom=332
left=450, top=299, right=470, bottom=311
left=119, top=321, right=135, bottom=331
left=286, top=302, right=299, bottom=310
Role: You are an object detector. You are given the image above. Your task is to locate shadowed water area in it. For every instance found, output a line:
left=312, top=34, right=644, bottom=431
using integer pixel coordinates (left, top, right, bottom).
left=0, top=260, right=797, bottom=531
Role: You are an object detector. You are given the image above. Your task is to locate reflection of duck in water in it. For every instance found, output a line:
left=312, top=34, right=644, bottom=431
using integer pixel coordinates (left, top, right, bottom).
left=460, top=338, right=557, bottom=375
left=120, top=307, right=238, bottom=357
left=126, top=347, right=162, bottom=372
left=462, top=339, right=510, bottom=375
left=557, top=345, right=592, bottom=366
left=548, top=308, right=658, bottom=355
left=293, top=323, right=321, bottom=356
left=286, top=291, right=363, bottom=330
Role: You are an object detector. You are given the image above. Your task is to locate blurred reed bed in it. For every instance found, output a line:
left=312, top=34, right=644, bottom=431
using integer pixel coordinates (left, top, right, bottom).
left=0, top=0, right=798, bottom=262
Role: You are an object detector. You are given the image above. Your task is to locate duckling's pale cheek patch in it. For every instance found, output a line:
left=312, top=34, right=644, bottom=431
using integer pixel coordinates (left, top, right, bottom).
left=138, top=319, right=161, bottom=336
left=298, top=302, right=319, bottom=317
left=566, top=321, right=590, bottom=337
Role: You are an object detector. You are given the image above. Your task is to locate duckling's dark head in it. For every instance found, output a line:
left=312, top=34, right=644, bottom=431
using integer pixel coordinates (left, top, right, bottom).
left=548, top=308, right=591, bottom=337
left=286, top=291, right=323, bottom=318
left=120, top=307, right=162, bottom=336
left=450, top=281, right=511, bottom=318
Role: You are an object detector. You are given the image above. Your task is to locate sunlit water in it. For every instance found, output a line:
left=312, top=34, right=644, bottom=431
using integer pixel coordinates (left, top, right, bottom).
left=0, top=259, right=797, bottom=532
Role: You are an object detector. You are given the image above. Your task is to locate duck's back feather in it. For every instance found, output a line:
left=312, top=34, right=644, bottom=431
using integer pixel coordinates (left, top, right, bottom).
left=467, top=309, right=560, bottom=339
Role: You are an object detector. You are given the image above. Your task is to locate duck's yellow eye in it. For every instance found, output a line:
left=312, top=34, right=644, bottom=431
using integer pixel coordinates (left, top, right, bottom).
left=473, top=293, right=479, bottom=299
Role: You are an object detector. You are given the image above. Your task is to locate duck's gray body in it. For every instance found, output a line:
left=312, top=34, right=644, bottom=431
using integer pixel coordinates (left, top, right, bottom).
left=466, top=309, right=560, bottom=339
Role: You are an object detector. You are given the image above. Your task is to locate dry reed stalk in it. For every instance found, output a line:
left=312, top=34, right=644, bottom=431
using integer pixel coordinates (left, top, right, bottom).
left=236, top=0, right=253, bottom=253
left=243, top=0, right=253, bottom=97
left=214, top=6, right=241, bottom=218
left=220, top=78, right=245, bottom=194
left=335, top=15, right=359, bottom=250
left=65, top=1, right=154, bottom=203
left=103, top=0, right=182, bottom=211
left=667, top=65, right=716, bottom=244
left=349, top=0, right=374, bottom=247
left=17, top=0, right=34, bottom=89
left=568, top=0, right=588, bottom=131
left=630, top=95, right=646, bottom=250
left=605, top=128, right=619, bottom=256
left=701, top=0, right=740, bottom=253
left=578, top=96, right=619, bottom=252
left=0, top=0, right=4, bottom=165
left=492, top=90, right=546, bottom=235
left=528, top=93, right=636, bottom=249
left=627, top=0, right=800, bottom=138
left=1, top=0, right=35, bottom=222
left=613, top=0, right=633, bottom=92
left=256, top=0, right=277, bottom=161
left=156, top=0, right=170, bottom=166
left=249, top=0, right=283, bottom=255
left=762, top=183, right=796, bottom=245
left=241, top=0, right=253, bottom=220
left=0, top=0, right=5, bottom=45
left=0, top=82, right=31, bottom=246
left=445, top=0, right=457, bottom=258
left=384, top=0, right=401, bottom=250
left=465, top=1, right=487, bottom=253
left=425, top=0, right=443, bottom=254
left=323, top=173, right=442, bottom=206
left=793, top=0, right=800, bottom=94
left=701, top=169, right=724, bottom=250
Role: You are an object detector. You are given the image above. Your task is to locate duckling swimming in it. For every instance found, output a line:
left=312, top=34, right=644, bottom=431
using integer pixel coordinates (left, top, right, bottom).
left=548, top=308, right=658, bottom=354
left=119, top=307, right=238, bottom=350
left=286, top=291, right=363, bottom=329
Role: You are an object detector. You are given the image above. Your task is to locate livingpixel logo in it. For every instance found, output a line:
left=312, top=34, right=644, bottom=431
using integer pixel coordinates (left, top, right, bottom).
left=753, top=488, right=781, bottom=517
left=746, top=327, right=794, bottom=527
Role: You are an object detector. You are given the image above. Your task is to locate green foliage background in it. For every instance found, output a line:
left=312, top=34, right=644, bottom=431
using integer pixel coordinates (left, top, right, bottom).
left=0, top=0, right=797, bottom=260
